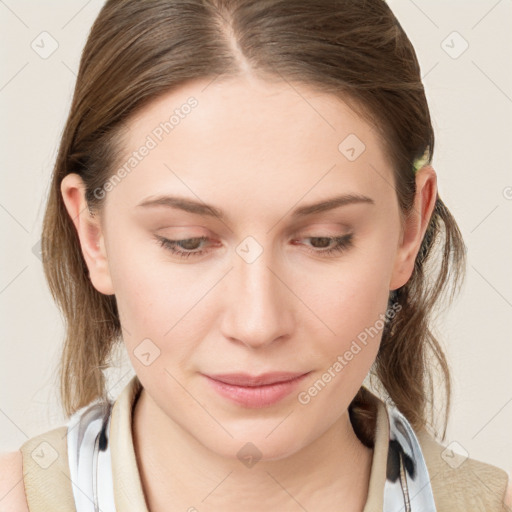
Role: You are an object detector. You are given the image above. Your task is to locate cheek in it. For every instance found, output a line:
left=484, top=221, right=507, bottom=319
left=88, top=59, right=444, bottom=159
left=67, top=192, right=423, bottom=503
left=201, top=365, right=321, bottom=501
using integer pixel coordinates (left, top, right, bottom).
left=304, top=231, right=397, bottom=358
left=315, top=275, right=388, bottom=364
left=115, top=271, right=192, bottom=336
left=105, top=231, right=188, bottom=337
left=318, top=245, right=394, bottom=321
left=107, top=236, right=225, bottom=374
left=112, top=259, right=202, bottom=378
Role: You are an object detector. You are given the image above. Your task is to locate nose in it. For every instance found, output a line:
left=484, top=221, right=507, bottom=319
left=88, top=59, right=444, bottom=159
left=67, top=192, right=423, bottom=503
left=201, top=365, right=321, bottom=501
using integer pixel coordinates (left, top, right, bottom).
left=219, top=246, right=295, bottom=350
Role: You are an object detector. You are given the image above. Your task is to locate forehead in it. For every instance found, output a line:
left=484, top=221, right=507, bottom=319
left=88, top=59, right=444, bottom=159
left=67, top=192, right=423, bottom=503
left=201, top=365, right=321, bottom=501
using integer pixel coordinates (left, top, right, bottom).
left=106, top=76, right=393, bottom=217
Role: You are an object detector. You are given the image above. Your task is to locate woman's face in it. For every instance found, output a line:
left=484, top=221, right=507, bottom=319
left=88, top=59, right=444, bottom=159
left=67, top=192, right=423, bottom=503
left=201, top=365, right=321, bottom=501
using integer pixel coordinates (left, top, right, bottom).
left=75, top=75, right=429, bottom=460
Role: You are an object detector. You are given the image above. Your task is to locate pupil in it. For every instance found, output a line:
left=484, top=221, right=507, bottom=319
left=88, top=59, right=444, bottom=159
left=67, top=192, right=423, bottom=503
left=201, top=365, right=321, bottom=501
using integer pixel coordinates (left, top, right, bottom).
left=181, top=239, right=200, bottom=250
left=312, top=237, right=331, bottom=249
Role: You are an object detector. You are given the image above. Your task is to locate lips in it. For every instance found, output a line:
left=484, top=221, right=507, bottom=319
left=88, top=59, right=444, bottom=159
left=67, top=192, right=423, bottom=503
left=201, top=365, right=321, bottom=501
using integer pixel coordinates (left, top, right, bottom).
left=204, top=371, right=309, bottom=387
left=203, top=371, right=311, bottom=408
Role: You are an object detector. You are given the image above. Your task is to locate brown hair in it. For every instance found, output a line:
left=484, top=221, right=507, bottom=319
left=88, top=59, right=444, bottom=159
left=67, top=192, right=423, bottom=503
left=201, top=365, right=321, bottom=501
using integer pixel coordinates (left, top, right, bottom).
left=41, top=0, right=466, bottom=444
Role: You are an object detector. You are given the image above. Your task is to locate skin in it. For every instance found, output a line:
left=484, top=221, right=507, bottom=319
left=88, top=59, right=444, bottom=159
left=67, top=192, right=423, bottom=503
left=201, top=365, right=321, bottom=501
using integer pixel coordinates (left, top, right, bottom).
left=60, top=74, right=437, bottom=511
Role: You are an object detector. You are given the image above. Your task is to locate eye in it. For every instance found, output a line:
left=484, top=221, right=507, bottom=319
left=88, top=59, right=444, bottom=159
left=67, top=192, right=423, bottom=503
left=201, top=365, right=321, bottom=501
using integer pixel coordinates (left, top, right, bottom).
left=154, top=233, right=354, bottom=260
left=294, top=233, right=354, bottom=257
left=154, top=235, right=212, bottom=259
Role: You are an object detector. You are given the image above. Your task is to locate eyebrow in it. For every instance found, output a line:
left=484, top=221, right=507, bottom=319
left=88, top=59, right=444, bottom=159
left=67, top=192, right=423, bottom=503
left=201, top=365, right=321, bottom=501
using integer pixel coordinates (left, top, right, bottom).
left=136, top=193, right=375, bottom=220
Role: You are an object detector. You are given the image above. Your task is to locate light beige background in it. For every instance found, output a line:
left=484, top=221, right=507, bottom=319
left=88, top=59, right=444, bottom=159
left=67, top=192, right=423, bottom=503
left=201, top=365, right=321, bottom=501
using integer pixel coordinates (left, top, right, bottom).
left=1, top=0, right=511, bottom=476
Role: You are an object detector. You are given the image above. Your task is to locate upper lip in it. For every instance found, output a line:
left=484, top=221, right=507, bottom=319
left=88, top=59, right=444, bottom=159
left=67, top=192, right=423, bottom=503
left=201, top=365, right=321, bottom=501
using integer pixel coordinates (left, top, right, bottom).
left=205, top=371, right=309, bottom=387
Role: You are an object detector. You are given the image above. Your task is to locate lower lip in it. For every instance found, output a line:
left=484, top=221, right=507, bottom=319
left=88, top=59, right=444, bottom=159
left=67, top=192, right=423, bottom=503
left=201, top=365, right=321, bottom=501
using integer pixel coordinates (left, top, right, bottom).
left=204, top=373, right=310, bottom=408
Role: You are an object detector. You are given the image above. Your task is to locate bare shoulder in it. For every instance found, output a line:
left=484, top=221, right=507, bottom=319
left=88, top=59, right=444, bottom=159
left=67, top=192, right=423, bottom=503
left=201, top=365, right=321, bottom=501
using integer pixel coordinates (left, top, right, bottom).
left=0, top=450, right=30, bottom=512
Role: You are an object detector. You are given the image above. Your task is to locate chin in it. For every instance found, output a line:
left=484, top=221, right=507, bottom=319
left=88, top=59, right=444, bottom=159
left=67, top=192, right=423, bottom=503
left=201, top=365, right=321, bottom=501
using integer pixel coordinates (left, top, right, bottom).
left=200, top=427, right=305, bottom=464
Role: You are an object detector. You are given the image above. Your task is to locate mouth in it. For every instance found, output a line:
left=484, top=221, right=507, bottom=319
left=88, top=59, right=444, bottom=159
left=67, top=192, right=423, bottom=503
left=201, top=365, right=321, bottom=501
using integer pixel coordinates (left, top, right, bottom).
left=202, top=371, right=311, bottom=408
left=204, top=371, right=310, bottom=386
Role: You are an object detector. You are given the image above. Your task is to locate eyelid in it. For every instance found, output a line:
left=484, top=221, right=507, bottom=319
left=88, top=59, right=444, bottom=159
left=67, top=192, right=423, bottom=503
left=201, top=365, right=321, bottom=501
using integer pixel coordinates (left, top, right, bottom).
left=291, top=219, right=353, bottom=231
left=154, top=232, right=355, bottom=261
left=293, top=224, right=352, bottom=238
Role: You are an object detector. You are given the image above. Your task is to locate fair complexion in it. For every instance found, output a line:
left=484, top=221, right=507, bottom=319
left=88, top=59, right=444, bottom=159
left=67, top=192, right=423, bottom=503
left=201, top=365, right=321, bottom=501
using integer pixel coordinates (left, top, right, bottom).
left=60, top=75, right=437, bottom=511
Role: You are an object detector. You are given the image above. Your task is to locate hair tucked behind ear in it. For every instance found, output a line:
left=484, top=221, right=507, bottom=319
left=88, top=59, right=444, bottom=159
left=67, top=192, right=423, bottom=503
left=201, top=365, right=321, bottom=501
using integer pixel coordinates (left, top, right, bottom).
left=42, top=0, right=466, bottom=442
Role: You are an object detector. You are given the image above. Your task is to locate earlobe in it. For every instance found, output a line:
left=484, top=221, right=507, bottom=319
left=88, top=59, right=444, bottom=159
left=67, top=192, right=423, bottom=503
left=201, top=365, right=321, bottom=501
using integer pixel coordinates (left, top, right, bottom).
left=389, top=166, right=438, bottom=291
left=60, top=173, right=115, bottom=295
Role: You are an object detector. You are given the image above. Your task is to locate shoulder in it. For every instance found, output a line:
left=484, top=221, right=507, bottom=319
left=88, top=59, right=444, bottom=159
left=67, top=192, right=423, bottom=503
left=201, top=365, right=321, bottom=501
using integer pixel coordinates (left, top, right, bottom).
left=0, top=450, right=30, bottom=512
left=416, top=428, right=511, bottom=511
left=17, top=425, right=76, bottom=511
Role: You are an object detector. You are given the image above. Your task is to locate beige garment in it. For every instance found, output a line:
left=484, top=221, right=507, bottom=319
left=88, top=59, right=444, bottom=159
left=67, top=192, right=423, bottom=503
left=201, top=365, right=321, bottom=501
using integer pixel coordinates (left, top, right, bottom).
left=20, top=375, right=510, bottom=511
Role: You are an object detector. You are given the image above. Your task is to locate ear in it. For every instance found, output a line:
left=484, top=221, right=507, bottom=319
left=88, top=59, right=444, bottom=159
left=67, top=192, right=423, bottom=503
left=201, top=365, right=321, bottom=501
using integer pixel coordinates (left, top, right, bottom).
left=389, top=165, right=438, bottom=291
left=60, top=173, right=115, bottom=295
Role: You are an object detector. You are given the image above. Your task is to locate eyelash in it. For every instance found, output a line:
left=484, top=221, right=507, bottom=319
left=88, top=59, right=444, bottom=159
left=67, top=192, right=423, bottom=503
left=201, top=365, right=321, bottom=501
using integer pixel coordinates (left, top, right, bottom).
left=154, top=233, right=354, bottom=260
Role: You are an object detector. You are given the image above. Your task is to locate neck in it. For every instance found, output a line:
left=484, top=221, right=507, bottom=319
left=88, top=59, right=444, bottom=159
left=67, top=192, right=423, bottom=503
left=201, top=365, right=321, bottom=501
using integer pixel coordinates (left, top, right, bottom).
left=132, top=387, right=374, bottom=512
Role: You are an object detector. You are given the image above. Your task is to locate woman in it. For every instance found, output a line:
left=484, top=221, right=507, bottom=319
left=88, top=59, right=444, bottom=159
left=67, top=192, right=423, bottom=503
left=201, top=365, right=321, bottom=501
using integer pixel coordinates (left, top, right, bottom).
left=1, top=0, right=510, bottom=510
